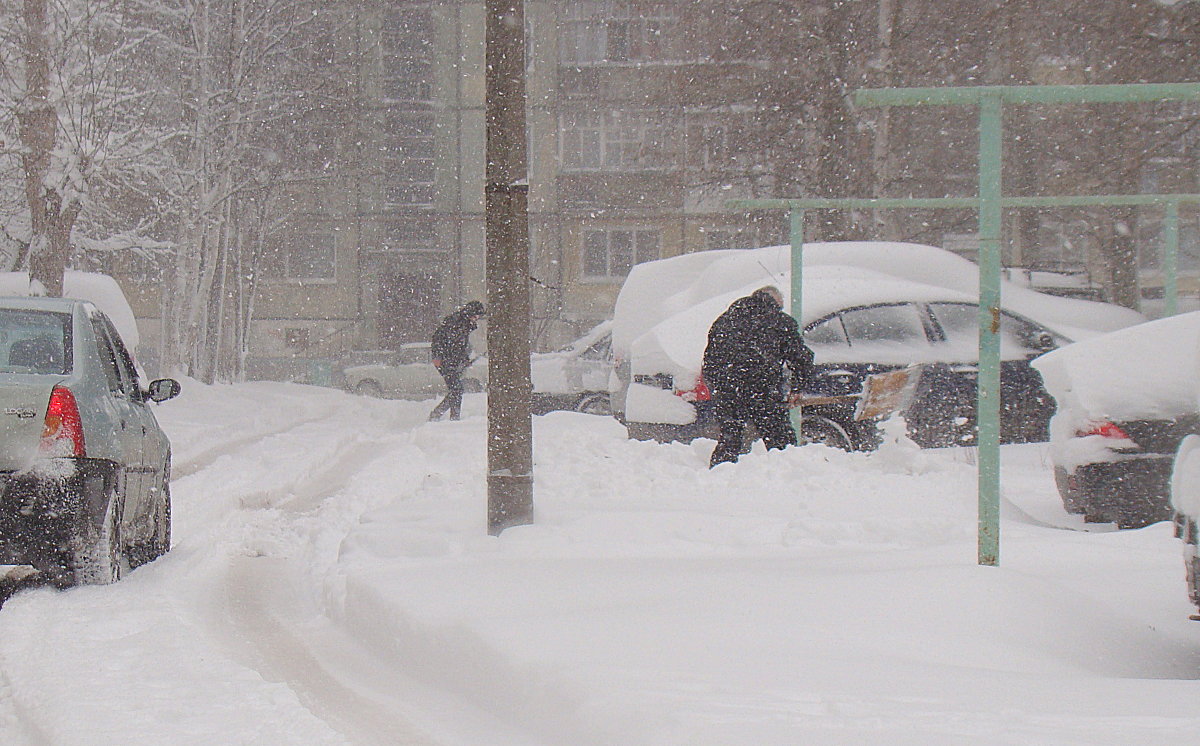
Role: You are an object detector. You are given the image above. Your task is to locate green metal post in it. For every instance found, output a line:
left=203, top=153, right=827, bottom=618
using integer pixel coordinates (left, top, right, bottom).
left=789, top=208, right=805, bottom=438
left=977, top=94, right=1003, bottom=567
left=1164, top=202, right=1180, bottom=317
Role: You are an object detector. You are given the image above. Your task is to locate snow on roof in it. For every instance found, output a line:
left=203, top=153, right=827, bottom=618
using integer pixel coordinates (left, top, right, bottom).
left=1032, top=310, right=1200, bottom=423
left=0, top=271, right=139, bottom=349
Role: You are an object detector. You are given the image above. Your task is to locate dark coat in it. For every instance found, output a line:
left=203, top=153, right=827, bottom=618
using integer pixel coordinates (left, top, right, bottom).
left=702, top=291, right=814, bottom=397
left=430, top=309, right=478, bottom=372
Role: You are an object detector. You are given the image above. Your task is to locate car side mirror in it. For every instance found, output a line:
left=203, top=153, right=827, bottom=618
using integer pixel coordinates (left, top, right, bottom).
left=147, top=378, right=182, bottom=403
left=1031, top=331, right=1058, bottom=352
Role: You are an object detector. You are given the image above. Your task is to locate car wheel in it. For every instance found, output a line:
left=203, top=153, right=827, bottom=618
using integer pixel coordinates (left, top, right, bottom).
left=355, top=379, right=383, bottom=398
left=152, top=475, right=172, bottom=560
left=574, top=392, right=610, bottom=415
left=801, top=415, right=854, bottom=451
left=69, top=488, right=127, bottom=586
left=1052, top=465, right=1085, bottom=515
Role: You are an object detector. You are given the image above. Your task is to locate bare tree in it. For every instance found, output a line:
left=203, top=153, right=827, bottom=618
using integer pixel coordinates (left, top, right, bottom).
left=140, top=0, right=353, bottom=382
left=0, top=0, right=166, bottom=295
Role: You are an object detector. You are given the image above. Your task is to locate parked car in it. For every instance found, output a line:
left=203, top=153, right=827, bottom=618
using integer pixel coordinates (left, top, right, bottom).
left=1033, top=311, right=1200, bottom=528
left=531, top=321, right=613, bottom=415
left=611, top=243, right=1143, bottom=450
left=341, top=342, right=487, bottom=399
left=0, top=296, right=180, bottom=587
left=616, top=270, right=1068, bottom=449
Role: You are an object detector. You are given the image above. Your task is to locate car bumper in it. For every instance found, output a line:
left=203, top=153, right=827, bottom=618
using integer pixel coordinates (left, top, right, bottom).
left=0, top=459, right=118, bottom=580
left=1055, top=456, right=1174, bottom=527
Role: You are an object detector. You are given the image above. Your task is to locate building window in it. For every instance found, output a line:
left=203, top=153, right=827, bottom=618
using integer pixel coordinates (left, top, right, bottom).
left=561, top=2, right=680, bottom=64
left=561, top=110, right=676, bottom=171
left=582, top=228, right=659, bottom=279
left=267, top=232, right=337, bottom=281
left=284, top=328, right=311, bottom=350
left=381, top=220, right=437, bottom=251
left=381, top=111, right=436, bottom=207
left=704, top=227, right=761, bottom=251
left=381, top=5, right=433, bottom=102
left=686, top=114, right=752, bottom=171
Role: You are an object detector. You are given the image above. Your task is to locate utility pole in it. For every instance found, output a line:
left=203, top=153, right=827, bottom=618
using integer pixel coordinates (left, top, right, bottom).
left=484, top=0, right=533, bottom=534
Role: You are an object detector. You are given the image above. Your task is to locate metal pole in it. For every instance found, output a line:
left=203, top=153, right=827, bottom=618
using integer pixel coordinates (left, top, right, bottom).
left=485, top=0, right=533, bottom=535
left=1164, top=201, right=1180, bottom=317
left=789, top=208, right=804, bottom=438
left=976, top=94, right=1003, bottom=567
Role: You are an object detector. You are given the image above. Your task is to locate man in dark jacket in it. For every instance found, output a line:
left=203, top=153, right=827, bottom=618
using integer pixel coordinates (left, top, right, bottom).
left=429, top=300, right=485, bottom=421
left=702, top=286, right=814, bottom=467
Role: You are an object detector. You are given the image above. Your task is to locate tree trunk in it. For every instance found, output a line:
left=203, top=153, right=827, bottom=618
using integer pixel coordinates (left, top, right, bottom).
left=19, top=0, right=69, bottom=296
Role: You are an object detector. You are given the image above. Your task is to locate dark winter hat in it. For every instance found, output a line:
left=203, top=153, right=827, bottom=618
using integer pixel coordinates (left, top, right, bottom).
left=463, top=300, right=486, bottom=317
left=752, top=286, right=784, bottom=309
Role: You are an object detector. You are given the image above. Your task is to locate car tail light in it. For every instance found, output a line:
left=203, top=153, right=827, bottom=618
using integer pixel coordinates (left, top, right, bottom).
left=1076, top=420, right=1130, bottom=440
left=676, top=376, right=712, bottom=403
left=41, top=385, right=85, bottom=457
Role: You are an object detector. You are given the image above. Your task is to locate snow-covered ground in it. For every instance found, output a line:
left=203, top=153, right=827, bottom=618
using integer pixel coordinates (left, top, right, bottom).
left=0, top=381, right=1197, bottom=745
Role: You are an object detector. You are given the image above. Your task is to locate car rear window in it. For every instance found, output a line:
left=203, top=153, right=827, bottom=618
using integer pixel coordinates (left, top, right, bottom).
left=0, top=310, right=72, bottom=374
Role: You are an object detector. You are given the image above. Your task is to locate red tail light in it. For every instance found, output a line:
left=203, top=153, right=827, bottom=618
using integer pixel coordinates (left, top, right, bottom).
left=41, top=386, right=85, bottom=457
left=1076, top=420, right=1130, bottom=440
left=676, top=376, right=712, bottom=402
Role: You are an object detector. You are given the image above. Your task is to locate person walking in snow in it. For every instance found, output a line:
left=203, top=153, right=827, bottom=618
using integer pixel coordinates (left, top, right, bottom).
left=702, top=286, right=814, bottom=468
left=429, top=300, right=485, bottom=421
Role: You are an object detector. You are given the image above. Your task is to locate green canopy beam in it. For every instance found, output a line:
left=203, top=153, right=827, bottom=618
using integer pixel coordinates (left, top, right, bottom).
left=728, top=80, right=1200, bottom=567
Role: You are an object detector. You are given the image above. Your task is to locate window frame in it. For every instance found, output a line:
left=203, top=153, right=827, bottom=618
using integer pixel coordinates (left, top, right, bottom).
left=580, top=227, right=660, bottom=281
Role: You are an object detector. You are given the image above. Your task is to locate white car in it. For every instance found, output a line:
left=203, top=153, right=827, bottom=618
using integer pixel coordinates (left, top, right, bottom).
left=530, top=321, right=613, bottom=415
left=342, top=343, right=487, bottom=399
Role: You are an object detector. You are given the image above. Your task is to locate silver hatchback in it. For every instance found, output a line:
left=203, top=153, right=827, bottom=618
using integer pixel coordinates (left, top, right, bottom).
left=0, top=297, right=179, bottom=586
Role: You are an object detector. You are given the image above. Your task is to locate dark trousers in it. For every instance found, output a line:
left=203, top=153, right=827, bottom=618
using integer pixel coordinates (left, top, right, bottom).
left=709, top=388, right=796, bottom=468
left=430, top=367, right=464, bottom=420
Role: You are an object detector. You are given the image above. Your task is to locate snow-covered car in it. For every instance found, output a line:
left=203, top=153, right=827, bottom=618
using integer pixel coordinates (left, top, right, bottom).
left=1033, top=311, right=1200, bottom=529
left=612, top=242, right=1144, bottom=450
left=342, top=342, right=487, bottom=399
left=530, top=321, right=613, bottom=415
left=614, top=242, right=1147, bottom=450
left=0, top=296, right=180, bottom=587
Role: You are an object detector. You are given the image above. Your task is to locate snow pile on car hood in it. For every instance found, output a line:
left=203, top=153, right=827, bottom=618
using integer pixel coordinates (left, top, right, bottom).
left=1032, top=310, right=1200, bottom=425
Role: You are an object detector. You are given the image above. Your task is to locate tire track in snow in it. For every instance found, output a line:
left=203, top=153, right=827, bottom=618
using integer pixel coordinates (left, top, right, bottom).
left=183, top=397, right=449, bottom=743
left=223, top=558, right=440, bottom=746
left=171, top=408, right=341, bottom=480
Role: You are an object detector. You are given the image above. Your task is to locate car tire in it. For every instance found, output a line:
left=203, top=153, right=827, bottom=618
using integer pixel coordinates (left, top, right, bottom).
left=801, top=415, right=854, bottom=452
left=574, top=392, right=610, bottom=415
left=69, top=488, right=127, bottom=586
left=1052, top=465, right=1085, bottom=515
left=354, top=379, right=383, bottom=398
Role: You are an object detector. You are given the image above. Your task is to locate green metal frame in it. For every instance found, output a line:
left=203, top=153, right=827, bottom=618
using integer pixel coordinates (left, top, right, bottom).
left=728, top=81, right=1200, bottom=566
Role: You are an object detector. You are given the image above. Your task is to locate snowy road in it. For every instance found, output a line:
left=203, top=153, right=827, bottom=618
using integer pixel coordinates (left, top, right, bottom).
left=0, top=384, right=497, bottom=745
left=0, top=381, right=1197, bottom=745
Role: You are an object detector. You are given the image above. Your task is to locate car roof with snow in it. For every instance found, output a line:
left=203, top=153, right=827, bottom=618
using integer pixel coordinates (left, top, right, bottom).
left=625, top=263, right=981, bottom=379
left=0, top=271, right=139, bottom=349
left=612, top=241, right=1145, bottom=363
